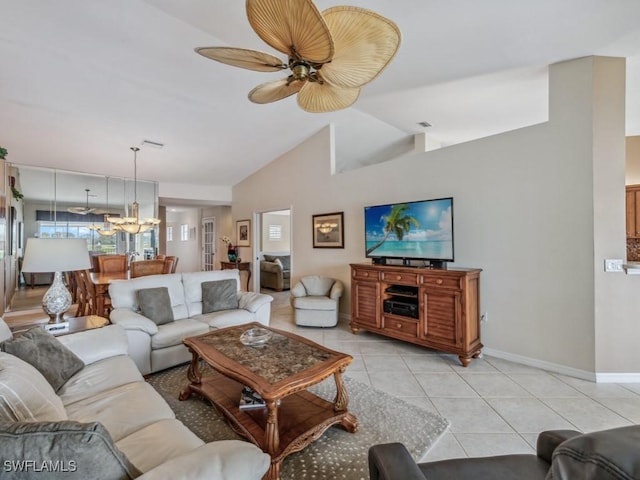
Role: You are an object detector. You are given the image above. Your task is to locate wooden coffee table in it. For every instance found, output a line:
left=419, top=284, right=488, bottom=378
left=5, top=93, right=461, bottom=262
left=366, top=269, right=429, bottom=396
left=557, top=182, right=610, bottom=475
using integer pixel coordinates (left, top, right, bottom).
left=179, top=322, right=358, bottom=480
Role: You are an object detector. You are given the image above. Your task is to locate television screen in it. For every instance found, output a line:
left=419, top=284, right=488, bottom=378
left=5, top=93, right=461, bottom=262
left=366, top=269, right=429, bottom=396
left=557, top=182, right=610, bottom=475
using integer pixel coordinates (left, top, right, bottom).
left=364, top=197, right=454, bottom=263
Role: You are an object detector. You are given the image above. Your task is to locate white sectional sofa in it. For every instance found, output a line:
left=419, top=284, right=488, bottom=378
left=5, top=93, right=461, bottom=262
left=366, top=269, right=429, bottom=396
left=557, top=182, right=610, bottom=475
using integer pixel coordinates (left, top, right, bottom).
left=109, top=270, right=273, bottom=375
left=0, top=319, right=270, bottom=479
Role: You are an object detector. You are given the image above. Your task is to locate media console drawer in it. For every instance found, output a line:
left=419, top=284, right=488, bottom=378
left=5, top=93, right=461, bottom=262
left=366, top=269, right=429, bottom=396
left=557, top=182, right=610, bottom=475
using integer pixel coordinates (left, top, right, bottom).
left=382, top=316, right=419, bottom=338
left=381, top=270, right=419, bottom=285
left=352, top=268, right=380, bottom=281
left=420, top=275, right=460, bottom=289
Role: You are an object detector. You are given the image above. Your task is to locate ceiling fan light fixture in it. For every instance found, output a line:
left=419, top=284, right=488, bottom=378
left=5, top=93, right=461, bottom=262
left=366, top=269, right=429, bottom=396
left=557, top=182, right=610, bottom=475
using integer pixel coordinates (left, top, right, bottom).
left=197, top=0, right=400, bottom=113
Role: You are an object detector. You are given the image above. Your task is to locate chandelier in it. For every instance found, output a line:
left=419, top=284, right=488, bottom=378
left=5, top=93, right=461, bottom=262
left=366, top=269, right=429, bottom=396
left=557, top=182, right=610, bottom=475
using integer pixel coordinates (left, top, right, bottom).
left=107, top=147, right=160, bottom=234
left=89, top=177, right=118, bottom=236
left=318, top=222, right=338, bottom=234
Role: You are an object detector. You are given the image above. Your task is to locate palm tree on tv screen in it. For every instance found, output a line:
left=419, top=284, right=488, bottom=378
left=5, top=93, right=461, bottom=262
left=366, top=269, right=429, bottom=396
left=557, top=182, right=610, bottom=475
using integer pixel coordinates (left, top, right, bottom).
left=366, top=204, right=420, bottom=255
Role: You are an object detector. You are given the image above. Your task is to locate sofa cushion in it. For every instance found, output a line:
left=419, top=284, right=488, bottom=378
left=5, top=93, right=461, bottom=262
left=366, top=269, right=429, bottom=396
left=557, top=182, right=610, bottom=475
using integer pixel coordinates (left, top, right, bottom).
left=202, top=279, right=239, bottom=313
left=0, top=317, right=12, bottom=342
left=264, top=255, right=290, bottom=270
left=182, top=270, right=241, bottom=317
left=56, top=324, right=129, bottom=366
left=292, top=296, right=338, bottom=311
left=116, top=418, right=203, bottom=473
left=1, top=327, right=85, bottom=392
left=0, top=352, right=67, bottom=422
left=109, top=273, right=188, bottom=321
left=193, top=309, right=254, bottom=330
left=0, top=421, right=141, bottom=479
left=150, top=319, right=209, bottom=350
left=65, top=381, right=175, bottom=442
left=301, top=276, right=335, bottom=296
left=137, top=287, right=174, bottom=325
left=58, top=355, right=144, bottom=407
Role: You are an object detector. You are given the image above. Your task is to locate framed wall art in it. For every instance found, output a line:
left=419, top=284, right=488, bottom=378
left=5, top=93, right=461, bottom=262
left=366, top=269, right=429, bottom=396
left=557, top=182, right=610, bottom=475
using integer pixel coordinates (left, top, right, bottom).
left=312, top=212, right=344, bottom=248
left=236, top=219, right=251, bottom=247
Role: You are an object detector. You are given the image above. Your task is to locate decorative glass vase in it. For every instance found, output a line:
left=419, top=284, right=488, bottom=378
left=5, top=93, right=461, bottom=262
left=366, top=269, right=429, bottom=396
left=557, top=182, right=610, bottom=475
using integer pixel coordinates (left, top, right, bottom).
left=227, top=247, right=238, bottom=262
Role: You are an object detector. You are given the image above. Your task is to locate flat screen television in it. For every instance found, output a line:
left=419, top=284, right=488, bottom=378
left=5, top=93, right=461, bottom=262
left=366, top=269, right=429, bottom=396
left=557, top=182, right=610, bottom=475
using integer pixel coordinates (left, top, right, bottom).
left=364, top=197, right=454, bottom=267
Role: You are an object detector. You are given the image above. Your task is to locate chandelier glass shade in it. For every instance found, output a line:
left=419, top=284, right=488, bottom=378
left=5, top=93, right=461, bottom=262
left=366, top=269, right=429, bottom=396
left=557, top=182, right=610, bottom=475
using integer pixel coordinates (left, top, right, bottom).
left=107, top=147, right=161, bottom=234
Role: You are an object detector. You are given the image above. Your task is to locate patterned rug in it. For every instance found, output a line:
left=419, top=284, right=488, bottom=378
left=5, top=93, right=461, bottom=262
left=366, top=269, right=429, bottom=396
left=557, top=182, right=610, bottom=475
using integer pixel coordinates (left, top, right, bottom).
left=147, top=364, right=450, bottom=480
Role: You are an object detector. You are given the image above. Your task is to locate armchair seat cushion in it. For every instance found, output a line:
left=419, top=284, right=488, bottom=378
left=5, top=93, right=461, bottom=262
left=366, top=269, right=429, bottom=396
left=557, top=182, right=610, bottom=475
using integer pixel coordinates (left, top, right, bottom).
left=292, top=296, right=338, bottom=311
left=150, top=319, right=208, bottom=350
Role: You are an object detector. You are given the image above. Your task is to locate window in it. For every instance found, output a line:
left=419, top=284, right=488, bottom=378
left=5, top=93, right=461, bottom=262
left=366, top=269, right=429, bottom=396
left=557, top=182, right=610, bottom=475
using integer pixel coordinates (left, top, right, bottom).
left=167, top=226, right=173, bottom=242
left=268, top=224, right=282, bottom=240
left=37, top=220, right=117, bottom=253
left=181, top=224, right=188, bottom=241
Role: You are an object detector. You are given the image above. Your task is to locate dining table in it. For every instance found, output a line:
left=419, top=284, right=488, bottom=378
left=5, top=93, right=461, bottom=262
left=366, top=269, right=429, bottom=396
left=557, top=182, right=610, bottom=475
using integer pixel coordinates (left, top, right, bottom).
left=90, top=271, right=130, bottom=318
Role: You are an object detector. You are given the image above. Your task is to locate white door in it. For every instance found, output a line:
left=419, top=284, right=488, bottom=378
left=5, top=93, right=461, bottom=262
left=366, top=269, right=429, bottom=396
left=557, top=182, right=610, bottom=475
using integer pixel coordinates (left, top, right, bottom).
left=202, top=217, right=216, bottom=271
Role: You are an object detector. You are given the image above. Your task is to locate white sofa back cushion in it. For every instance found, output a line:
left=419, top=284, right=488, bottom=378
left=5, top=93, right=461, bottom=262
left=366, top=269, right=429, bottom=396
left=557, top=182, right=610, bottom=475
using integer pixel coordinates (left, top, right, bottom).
left=0, top=352, right=68, bottom=422
left=0, top=317, right=12, bottom=342
left=182, top=270, right=241, bottom=318
left=109, top=273, right=189, bottom=320
left=57, top=325, right=128, bottom=366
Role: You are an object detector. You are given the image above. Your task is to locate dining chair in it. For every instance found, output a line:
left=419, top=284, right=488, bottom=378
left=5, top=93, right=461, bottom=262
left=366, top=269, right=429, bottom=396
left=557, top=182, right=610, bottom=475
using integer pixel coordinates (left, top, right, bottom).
left=74, top=270, right=89, bottom=317
left=130, top=260, right=166, bottom=278
left=97, top=254, right=128, bottom=274
left=78, top=268, right=112, bottom=317
left=155, top=254, right=166, bottom=260
left=162, top=257, right=175, bottom=274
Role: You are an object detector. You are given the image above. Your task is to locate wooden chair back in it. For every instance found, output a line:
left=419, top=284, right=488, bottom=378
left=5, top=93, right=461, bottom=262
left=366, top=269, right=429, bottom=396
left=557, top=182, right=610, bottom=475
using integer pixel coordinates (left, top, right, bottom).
left=90, top=254, right=101, bottom=273
left=162, top=257, right=175, bottom=274
left=98, top=254, right=128, bottom=274
left=167, top=256, right=178, bottom=273
left=155, top=254, right=166, bottom=260
left=131, top=260, right=166, bottom=278
left=74, top=270, right=90, bottom=317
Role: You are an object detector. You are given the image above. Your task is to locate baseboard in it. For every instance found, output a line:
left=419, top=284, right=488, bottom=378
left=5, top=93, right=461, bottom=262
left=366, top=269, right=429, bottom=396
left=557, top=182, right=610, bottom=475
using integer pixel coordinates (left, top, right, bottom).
left=595, top=372, right=640, bottom=383
left=482, top=347, right=596, bottom=382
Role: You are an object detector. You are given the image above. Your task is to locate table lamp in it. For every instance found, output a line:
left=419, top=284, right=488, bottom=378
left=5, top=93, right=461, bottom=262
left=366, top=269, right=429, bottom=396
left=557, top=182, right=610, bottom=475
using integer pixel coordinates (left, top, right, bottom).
left=21, top=238, right=91, bottom=323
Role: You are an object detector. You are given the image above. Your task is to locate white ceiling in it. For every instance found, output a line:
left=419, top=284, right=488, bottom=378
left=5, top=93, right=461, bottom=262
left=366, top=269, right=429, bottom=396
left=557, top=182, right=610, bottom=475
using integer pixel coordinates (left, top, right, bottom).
left=3, top=0, right=640, bottom=203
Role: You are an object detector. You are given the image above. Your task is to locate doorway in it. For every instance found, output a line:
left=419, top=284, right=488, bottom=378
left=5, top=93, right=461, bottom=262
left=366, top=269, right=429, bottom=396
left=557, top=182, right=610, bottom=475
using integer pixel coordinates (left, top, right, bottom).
left=202, top=217, right=216, bottom=271
left=253, top=209, right=291, bottom=292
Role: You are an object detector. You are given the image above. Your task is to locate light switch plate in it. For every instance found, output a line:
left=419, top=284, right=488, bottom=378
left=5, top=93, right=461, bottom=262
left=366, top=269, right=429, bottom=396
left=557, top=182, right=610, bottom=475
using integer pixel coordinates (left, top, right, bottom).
left=604, top=259, right=624, bottom=272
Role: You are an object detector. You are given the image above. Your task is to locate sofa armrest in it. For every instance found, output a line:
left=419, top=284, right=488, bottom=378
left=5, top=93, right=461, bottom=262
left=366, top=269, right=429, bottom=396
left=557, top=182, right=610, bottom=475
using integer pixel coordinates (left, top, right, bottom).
left=260, top=261, right=282, bottom=274
left=536, top=429, right=582, bottom=463
left=329, top=280, right=344, bottom=300
left=238, top=292, right=273, bottom=313
left=368, top=443, right=426, bottom=480
left=110, top=308, right=159, bottom=336
left=56, top=324, right=129, bottom=365
left=138, top=440, right=270, bottom=480
left=291, top=282, right=306, bottom=297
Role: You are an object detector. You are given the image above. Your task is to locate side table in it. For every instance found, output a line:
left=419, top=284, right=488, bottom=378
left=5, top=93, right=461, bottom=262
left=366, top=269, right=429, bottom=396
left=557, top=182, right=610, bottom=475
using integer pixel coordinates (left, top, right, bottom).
left=220, top=261, right=251, bottom=290
left=9, top=315, right=110, bottom=337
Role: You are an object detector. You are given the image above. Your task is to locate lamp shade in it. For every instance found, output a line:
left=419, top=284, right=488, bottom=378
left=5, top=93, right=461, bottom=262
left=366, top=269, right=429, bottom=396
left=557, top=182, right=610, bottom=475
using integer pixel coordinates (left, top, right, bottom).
left=21, top=238, right=91, bottom=273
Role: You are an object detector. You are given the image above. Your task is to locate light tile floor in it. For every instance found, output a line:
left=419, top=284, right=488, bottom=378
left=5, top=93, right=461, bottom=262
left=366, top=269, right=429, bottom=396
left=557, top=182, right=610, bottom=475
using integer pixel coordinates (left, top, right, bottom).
left=267, top=291, right=640, bottom=461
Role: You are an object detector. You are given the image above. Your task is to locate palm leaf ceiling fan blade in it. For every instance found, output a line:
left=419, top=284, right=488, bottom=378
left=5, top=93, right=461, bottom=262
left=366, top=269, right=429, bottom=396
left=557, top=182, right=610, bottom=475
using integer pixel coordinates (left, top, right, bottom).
left=247, top=0, right=334, bottom=63
left=319, top=6, right=401, bottom=89
left=297, top=81, right=360, bottom=113
left=195, top=47, right=287, bottom=72
left=249, top=78, right=304, bottom=104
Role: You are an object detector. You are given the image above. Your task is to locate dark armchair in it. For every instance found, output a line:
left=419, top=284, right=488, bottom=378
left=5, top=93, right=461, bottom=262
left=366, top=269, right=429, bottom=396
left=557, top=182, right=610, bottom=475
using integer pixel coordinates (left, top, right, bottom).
left=369, top=425, right=640, bottom=480
left=260, top=254, right=290, bottom=291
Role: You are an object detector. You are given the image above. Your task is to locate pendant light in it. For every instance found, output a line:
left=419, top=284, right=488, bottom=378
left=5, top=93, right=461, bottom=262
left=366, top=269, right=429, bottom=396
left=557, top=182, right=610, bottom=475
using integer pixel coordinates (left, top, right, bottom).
left=89, top=177, right=118, bottom=236
left=107, top=147, right=160, bottom=234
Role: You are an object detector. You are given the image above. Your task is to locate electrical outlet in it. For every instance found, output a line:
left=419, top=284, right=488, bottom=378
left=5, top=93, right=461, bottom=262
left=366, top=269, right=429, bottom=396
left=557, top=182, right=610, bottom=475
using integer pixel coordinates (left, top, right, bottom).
left=480, top=312, right=488, bottom=323
left=604, top=259, right=624, bottom=273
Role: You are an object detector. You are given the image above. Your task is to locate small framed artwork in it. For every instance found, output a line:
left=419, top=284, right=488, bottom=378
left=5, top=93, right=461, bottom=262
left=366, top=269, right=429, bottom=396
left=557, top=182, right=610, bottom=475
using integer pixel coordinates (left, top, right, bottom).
left=312, top=212, right=344, bottom=248
left=236, top=219, right=251, bottom=247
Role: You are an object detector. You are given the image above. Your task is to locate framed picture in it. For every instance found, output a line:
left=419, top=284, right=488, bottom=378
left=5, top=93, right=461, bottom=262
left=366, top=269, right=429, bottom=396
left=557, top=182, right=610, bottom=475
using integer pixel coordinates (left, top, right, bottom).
left=236, top=219, right=251, bottom=247
left=312, top=212, right=344, bottom=248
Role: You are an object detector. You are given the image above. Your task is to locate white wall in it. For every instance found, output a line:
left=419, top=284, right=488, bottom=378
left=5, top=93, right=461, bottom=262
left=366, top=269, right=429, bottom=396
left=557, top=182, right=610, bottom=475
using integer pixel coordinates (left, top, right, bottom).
left=626, top=136, right=640, bottom=184
left=261, top=211, right=291, bottom=253
left=165, top=208, right=201, bottom=272
left=234, top=57, right=638, bottom=377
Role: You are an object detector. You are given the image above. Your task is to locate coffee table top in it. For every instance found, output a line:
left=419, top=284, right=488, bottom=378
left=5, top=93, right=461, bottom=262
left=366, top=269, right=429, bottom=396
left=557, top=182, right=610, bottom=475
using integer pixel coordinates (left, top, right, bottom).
left=184, top=322, right=352, bottom=399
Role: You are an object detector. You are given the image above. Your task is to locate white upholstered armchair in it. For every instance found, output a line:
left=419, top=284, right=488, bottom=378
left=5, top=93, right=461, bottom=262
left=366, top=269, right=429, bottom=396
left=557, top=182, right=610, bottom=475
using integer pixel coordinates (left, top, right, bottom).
left=290, top=275, right=344, bottom=327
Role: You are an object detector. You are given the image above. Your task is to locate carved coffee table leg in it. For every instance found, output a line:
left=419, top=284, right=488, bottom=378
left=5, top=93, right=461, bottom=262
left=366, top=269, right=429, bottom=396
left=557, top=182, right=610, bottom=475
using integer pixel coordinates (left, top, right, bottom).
left=264, top=400, right=281, bottom=480
left=334, top=367, right=359, bottom=433
left=179, top=350, right=201, bottom=400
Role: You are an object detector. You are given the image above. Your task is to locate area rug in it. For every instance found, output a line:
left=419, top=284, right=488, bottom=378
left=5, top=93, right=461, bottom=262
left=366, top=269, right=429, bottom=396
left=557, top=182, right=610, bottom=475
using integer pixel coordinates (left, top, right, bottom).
left=147, top=364, right=450, bottom=480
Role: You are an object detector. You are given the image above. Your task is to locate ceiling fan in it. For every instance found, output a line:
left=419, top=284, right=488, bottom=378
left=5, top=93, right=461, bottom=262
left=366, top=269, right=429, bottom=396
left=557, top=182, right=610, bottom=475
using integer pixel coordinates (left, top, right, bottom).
left=67, top=189, right=109, bottom=216
left=195, top=0, right=401, bottom=113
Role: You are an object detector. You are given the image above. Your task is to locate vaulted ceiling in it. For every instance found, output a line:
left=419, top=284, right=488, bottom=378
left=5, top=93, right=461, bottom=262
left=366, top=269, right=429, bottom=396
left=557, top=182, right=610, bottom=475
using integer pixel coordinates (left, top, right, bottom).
left=3, top=0, right=640, bottom=203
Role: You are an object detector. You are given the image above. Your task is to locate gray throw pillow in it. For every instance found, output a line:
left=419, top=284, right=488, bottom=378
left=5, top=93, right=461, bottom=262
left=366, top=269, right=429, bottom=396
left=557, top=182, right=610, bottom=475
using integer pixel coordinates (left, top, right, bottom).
left=263, top=254, right=276, bottom=262
left=277, top=255, right=291, bottom=270
left=1, top=327, right=84, bottom=392
left=0, top=421, right=141, bottom=479
left=202, top=279, right=239, bottom=313
left=136, top=287, right=174, bottom=325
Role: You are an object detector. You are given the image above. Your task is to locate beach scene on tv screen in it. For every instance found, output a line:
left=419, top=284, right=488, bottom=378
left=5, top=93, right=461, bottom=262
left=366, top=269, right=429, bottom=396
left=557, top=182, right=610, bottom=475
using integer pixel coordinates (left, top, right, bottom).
left=365, top=199, right=453, bottom=259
